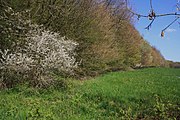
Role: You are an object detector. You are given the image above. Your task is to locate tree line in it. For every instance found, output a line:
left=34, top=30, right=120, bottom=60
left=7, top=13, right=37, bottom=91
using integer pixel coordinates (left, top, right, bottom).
left=0, top=0, right=168, bottom=88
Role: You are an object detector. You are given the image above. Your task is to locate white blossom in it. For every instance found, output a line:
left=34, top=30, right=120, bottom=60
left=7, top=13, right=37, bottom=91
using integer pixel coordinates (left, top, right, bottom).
left=0, top=7, right=79, bottom=87
left=0, top=24, right=78, bottom=86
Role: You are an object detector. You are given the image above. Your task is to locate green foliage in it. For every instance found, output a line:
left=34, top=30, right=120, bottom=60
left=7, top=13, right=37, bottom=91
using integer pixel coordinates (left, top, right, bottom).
left=168, top=61, right=180, bottom=68
left=0, top=4, right=26, bottom=51
left=140, top=41, right=153, bottom=66
left=0, top=0, right=168, bottom=85
left=0, top=68, right=179, bottom=119
left=9, top=0, right=167, bottom=75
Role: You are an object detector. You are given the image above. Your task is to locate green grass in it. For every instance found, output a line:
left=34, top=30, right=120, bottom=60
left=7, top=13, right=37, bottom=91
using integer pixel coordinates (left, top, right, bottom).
left=0, top=68, right=180, bottom=119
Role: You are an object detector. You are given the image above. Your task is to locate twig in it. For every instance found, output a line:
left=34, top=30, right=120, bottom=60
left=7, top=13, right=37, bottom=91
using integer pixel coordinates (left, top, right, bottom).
left=145, top=18, right=155, bottom=30
left=150, top=0, right=153, bottom=10
left=177, top=4, right=180, bottom=11
left=125, top=0, right=148, bottom=18
left=125, top=0, right=180, bottom=33
left=156, top=13, right=180, bottom=17
left=125, top=0, right=180, bottom=18
left=162, top=17, right=179, bottom=32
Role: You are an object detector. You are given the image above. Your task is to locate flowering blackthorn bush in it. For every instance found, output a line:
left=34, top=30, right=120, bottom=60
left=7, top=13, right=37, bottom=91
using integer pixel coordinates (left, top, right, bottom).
left=0, top=7, right=78, bottom=88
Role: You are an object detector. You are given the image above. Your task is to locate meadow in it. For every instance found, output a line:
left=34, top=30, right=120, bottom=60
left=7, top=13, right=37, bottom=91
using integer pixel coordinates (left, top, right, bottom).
left=0, top=68, right=180, bottom=119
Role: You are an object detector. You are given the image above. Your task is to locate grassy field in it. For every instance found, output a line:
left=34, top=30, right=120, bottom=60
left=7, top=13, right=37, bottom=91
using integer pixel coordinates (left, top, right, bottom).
left=0, top=68, right=180, bottom=119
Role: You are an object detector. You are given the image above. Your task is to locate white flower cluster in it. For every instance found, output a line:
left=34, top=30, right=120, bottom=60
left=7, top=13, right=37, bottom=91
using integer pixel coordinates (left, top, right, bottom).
left=26, top=26, right=78, bottom=72
left=0, top=6, right=79, bottom=87
left=0, top=49, right=34, bottom=72
left=1, top=28, right=78, bottom=71
left=0, top=24, right=78, bottom=83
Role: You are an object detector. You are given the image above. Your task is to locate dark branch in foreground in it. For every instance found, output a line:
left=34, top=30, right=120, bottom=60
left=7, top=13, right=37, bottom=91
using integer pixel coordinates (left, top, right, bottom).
left=125, top=0, right=180, bottom=36
left=145, top=18, right=155, bottom=30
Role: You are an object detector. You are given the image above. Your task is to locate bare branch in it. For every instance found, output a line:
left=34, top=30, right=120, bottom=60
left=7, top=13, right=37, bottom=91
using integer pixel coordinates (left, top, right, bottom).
left=125, top=0, right=180, bottom=34
left=156, top=13, right=180, bottom=17
left=150, top=0, right=153, bottom=10
left=162, top=17, right=179, bottom=32
left=145, top=18, right=155, bottom=30
left=125, top=0, right=148, bottom=18
left=177, top=0, right=180, bottom=11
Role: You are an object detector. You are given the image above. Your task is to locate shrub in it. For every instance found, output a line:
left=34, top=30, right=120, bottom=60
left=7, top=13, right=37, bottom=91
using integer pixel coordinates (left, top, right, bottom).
left=0, top=19, right=78, bottom=88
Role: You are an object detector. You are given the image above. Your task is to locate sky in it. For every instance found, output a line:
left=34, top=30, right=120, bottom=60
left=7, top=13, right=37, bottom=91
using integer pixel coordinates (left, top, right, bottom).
left=129, top=0, right=180, bottom=62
